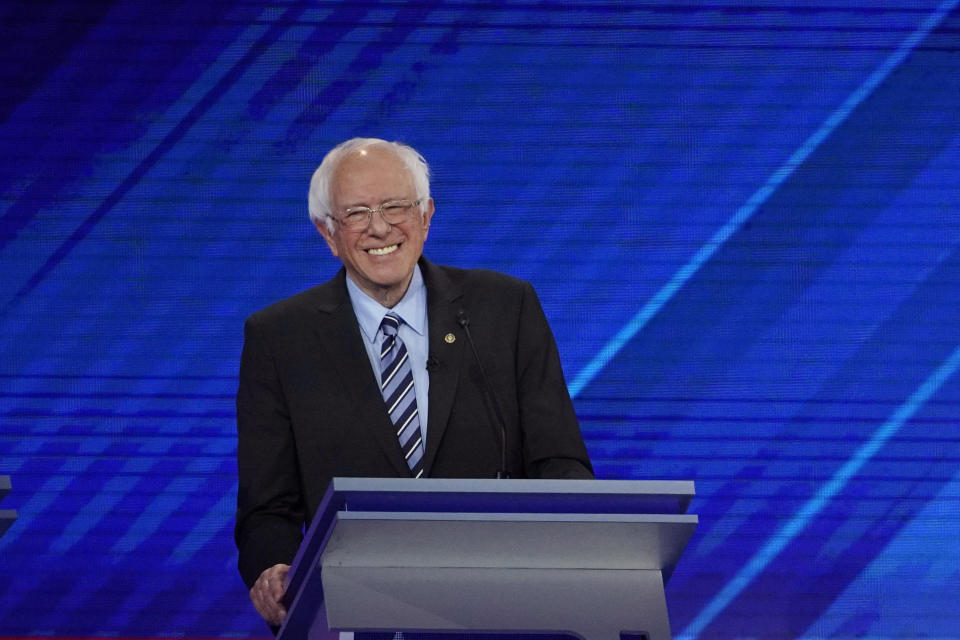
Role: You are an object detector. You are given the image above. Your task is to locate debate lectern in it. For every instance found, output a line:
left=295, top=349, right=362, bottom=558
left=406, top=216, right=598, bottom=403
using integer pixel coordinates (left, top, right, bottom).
left=0, top=476, right=16, bottom=540
left=278, top=478, right=697, bottom=640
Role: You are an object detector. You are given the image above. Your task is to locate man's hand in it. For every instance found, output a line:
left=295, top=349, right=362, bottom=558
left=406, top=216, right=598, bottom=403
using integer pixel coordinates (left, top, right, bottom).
left=250, top=563, right=291, bottom=625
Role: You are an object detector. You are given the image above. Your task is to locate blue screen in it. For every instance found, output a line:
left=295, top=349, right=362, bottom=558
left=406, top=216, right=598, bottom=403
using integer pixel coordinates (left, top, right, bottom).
left=1, top=1, right=959, bottom=638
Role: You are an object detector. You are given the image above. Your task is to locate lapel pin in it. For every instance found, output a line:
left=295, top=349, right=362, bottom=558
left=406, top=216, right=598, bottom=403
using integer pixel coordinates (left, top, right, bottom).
left=444, top=333, right=456, bottom=344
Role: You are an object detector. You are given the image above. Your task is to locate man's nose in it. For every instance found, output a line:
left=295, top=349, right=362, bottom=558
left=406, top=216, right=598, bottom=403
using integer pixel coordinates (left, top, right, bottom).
left=366, top=208, right=392, bottom=235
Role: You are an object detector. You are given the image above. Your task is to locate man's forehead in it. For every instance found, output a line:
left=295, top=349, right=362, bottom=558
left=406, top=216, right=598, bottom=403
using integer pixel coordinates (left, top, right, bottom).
left=338, top=145, right=404, bottom=171
left=332, top=147, right=414, bottom=196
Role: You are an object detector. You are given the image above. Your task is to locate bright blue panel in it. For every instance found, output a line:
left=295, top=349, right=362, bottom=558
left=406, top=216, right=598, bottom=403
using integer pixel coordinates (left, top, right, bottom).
left=1, top=1, right=958, bottom=637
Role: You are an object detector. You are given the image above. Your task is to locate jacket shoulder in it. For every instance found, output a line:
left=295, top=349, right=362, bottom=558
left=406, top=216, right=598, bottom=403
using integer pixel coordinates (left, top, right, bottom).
left=428, top=262, right=531, bottom=296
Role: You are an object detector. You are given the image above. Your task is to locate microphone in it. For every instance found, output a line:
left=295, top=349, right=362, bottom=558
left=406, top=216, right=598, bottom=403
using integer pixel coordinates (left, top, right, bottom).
left=426, top=356, right=440, bottom=372
left=457, top=309, right=510, bottom=479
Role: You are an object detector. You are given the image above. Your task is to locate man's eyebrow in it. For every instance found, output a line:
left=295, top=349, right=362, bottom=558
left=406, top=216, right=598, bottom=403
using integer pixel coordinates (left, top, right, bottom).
left=342, top=197, right=410, bottom=209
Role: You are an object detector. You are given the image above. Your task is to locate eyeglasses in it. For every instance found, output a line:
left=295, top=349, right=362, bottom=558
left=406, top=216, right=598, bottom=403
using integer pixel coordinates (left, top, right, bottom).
left=329, top=199, right=421, bottom=232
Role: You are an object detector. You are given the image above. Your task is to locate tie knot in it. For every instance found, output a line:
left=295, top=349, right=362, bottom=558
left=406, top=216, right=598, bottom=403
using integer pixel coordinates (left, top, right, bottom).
left=380, top=313, right=402, bottom=337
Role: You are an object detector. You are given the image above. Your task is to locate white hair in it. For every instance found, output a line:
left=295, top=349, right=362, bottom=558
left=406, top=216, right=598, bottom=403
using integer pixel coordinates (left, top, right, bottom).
left=308, top=138, right=431, bottom=233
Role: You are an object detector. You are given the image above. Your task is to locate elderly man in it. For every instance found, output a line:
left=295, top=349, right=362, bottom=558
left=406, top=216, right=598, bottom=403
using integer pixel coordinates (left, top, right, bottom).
left=235, top=138, right=593, bottom=627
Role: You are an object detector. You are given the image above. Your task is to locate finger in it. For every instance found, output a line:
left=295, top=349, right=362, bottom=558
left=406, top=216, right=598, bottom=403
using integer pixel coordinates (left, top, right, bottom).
left=250, top=564, right=291, bottom=625
left=267, top=567, right=289, bottom=597
left=252, top=583, right=285, bottom=622
left=268, top=578, right=283, bottom=599
left=253, top=593, right=285, bottom=625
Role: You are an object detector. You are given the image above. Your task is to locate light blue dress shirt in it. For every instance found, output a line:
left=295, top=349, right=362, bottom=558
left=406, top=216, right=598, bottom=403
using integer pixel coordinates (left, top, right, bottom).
left=345, top=265, right=430, bottom=442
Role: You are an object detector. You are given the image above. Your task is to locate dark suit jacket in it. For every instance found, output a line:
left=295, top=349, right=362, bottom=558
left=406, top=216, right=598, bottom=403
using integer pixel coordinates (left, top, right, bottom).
left=235, top=258, right=593, bottom=588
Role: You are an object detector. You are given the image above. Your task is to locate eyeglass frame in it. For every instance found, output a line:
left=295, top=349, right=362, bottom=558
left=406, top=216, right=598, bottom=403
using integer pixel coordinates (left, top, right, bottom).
left=327, top=198, right=423, bottom=231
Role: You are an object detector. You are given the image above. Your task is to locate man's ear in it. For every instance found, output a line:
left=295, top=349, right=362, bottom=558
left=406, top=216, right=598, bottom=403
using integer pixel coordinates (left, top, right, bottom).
left=313, top=217, right=339, bottom=258
left=421, top=198, right=435, bottom=233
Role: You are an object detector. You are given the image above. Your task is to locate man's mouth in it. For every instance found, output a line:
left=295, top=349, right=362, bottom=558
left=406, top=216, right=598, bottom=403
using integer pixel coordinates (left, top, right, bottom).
left=366, top=244, right=399, bottom=256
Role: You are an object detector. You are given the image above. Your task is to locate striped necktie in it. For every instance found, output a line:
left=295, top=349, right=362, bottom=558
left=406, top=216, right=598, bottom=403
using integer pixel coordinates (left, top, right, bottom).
left=379, top=313, right=424, bottom=478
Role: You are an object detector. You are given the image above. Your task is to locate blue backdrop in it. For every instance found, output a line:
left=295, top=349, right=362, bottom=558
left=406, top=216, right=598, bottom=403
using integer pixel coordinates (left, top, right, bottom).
left=1, top=1, right=959, bottom=638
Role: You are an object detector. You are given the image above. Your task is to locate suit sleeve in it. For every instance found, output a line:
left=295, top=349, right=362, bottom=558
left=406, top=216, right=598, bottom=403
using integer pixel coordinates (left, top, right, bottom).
left=515, top=282, right=594, bottom=479
left=235, top=315, right=305, bottom=589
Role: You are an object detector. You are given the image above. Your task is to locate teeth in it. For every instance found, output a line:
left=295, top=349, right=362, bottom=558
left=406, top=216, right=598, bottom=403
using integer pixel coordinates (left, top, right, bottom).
left=367, top=244, right=398, bottom=256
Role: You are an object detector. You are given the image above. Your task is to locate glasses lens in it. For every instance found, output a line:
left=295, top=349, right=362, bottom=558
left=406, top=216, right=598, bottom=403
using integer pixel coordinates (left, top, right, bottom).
left=381, top=200, right=416, bottom=224
left=337, top=200, right=417, bottom=230
left=341, top=208, right=372, bottom=230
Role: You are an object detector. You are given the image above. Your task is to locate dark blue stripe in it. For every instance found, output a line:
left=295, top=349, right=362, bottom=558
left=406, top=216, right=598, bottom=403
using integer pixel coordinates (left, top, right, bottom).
left=3, top=1, right=313, bottom=314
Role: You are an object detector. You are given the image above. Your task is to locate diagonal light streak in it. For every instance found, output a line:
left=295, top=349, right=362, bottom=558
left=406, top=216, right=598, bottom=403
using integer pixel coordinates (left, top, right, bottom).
left=678, top=342, right=960, bottom=639
left=567, top=0, right=960, bottom=399
left=673, top=5, right=960, bottom=635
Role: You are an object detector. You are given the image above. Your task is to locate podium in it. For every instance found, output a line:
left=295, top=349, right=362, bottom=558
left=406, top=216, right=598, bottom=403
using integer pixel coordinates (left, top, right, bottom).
left=278, top=478, right=697, bottom=640
left=0, top=476, right=15, bottom=539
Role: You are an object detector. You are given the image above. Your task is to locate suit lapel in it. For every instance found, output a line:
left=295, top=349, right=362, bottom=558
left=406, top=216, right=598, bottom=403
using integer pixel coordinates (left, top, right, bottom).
left=311, top=270, right=410, bottom=477
left=420, top=259, right=465, bottom=475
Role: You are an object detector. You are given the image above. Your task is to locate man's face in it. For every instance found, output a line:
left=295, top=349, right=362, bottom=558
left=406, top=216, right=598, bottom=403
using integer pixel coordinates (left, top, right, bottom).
left=316, top=146, right=433, bottom=306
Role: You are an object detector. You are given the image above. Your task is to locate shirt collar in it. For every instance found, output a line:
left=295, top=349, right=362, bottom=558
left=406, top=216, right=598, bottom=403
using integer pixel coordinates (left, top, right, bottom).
left=346, top=264, right=427, bottom=343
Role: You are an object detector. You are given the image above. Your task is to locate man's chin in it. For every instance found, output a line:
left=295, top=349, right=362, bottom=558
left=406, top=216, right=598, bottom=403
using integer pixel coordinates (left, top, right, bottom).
left=353, top=266, right=413, bottom=294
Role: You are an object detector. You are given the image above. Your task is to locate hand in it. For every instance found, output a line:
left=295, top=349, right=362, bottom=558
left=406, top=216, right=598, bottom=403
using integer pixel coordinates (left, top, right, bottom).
left=249, top=563, right=291, bottom=625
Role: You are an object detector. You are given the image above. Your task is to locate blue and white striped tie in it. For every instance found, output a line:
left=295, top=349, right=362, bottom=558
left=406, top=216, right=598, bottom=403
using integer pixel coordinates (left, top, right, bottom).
left=379, top=313, right=424, bottom=478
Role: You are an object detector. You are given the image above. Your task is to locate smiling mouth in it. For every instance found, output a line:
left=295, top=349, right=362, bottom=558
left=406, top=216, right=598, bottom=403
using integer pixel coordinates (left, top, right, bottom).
left=366, top=244, right=399, bottom=256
